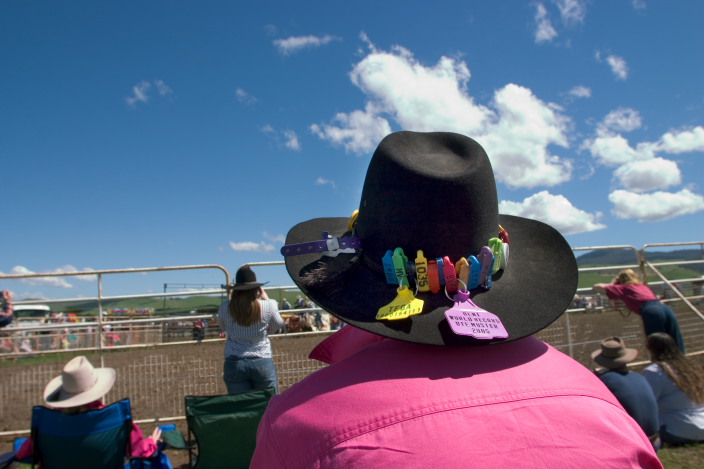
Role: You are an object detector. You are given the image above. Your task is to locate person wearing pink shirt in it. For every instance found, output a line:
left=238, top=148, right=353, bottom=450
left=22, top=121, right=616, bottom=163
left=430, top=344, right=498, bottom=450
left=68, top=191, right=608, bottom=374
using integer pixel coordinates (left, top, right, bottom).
left=251, top=132, right=662, bottom=468
left=594, top=268, right=685, bottom=352
left=15, top=356, right=162, bottom=462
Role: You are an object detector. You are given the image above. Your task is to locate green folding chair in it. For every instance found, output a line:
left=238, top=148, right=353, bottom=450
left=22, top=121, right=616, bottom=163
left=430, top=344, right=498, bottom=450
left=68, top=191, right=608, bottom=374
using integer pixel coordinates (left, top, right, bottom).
left=185, top=388, right=274, bottom=469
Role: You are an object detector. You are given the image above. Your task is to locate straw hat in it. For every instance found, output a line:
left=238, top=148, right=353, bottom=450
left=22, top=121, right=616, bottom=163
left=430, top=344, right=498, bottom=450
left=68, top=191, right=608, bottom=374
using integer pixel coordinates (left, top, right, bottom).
left=43, top=356, right=116, bottom=408
left=591, top=337, right=639, bottom=369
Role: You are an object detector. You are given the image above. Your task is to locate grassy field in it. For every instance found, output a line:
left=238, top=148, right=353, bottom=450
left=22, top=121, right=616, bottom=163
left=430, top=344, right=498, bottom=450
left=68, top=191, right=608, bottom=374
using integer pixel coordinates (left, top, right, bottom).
left=657, top=443, right=704, bottom=469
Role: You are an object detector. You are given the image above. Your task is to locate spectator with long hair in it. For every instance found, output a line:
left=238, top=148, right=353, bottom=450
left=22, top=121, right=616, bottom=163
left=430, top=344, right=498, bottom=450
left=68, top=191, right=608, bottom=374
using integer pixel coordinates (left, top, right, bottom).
left=593, top=269, right=685, bottom=352
left=643, top=332, right=704, bottom=445
left=218, top=265, right=283, bottom=394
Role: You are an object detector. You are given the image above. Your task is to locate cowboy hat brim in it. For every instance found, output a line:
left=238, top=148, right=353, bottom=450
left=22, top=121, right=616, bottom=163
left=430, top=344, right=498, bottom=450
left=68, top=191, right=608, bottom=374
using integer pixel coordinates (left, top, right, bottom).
left=43, top=367, right=116, bottom=408
left=228, top=281, right=269, bottom=291
left=591, top=348, right=639, bottom=369
left=284, top=213, right=577, bottom=346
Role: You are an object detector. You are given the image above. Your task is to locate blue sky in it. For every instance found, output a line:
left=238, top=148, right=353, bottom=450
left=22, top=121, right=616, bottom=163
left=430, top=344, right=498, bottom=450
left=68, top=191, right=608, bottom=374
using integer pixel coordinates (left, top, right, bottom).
left=1, top=0, right=703, bottom=301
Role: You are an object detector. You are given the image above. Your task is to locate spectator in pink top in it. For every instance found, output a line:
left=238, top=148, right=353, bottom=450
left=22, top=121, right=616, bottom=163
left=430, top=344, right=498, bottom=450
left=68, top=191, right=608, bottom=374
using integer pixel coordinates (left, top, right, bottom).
left=594, top=268, right=685, bottom=352
left=252, top=132, right=663, bottom=468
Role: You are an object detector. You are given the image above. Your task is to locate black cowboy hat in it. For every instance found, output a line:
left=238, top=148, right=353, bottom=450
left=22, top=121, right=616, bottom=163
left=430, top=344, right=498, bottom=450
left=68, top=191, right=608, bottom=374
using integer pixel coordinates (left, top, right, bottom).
left=225, top=265, right=269, bottom=291
left=282, top=131, right=577, bottom=346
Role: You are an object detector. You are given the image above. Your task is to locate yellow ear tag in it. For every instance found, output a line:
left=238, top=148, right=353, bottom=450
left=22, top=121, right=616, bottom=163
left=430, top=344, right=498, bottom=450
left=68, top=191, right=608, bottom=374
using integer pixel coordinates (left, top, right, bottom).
left=376, top=286, right=425, bottom=321
left=455, top=257, right=469, bottom=286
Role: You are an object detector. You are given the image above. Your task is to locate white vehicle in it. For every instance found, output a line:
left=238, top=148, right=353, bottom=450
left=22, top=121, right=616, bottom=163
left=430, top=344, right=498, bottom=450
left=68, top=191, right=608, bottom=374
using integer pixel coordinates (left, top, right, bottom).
left=12, top=304, right=52, bottom=327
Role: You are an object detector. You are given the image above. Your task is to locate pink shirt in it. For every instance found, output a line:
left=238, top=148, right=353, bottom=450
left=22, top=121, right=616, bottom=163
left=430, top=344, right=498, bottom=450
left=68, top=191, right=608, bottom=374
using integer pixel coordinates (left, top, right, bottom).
left=604, top=283, right=658, bottom=314
left=251, top=327, right=662, bottom=469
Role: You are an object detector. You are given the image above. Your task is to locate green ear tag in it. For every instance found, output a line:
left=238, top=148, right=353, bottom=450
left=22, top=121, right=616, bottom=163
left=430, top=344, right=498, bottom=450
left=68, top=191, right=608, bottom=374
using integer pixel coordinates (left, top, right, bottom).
left=376, top=286, right=424, bottom=321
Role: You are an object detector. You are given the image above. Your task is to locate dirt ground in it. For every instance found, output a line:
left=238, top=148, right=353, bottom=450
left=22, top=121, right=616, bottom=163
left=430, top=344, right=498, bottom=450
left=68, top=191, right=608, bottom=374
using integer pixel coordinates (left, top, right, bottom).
left=1, top=304, right=702, bottom=468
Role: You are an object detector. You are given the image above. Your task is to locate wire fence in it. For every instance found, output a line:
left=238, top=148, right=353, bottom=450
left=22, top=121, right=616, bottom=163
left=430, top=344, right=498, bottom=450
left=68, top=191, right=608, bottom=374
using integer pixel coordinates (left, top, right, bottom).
left=0, top=242, right=702, bottom=437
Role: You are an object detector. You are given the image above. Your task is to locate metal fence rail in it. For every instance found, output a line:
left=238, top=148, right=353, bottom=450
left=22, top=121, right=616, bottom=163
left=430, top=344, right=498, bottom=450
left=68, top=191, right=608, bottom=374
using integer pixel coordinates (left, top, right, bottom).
left=0, top=242, right=702, bottom=438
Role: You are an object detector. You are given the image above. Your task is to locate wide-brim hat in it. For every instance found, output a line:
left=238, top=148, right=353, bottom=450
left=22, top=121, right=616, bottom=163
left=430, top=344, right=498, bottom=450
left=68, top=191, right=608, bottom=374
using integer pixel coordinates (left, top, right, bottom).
left=592, top=337, right=639, bottom=369
left=43, top=356, right=116, bottom=408
left=282, top=132, right=577, bottom=346
left=228, top=265, right=269, bottom=291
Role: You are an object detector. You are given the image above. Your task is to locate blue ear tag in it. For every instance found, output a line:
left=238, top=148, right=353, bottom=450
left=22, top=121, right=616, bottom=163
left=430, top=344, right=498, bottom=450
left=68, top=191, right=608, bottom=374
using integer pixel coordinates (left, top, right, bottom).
left=392, top=248, right=409, bottom=287
left=467, top=255, right=481, bottom=289
left=444, top=289, right=508, bottom=339
left=406, top=261, right=416, bottom=286
left=488, top=237, right=503, bottom=274
left=436, top=258, right=445, bottom=286
left=382, top=250, right=398, bottom=284
left=477, top=246, right=494, bottom=288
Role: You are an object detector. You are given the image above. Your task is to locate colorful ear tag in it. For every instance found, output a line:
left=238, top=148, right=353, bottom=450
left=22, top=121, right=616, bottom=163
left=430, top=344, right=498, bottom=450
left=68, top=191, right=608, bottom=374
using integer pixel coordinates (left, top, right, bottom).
left=501, top=243, right=509, bottom=269
left=382, top=250, right=398, bottom=284
left=499, top=225, right=510, bottom=244
left=392, top=248, right=409, bottom=287
left=376, top=286, right=425, bottom=321
left=436, top=258, right=445, bottom=286
left=455, top=257, right=469, bottom=286
left=442, top=256, right=458, bottom=293
left=415, top=250, right=430, bottom=292
left=427, top=259, right=441, bottom=293
left=406, top=261, right=416, bottom=286
left=467, top=255, right=481, bottom=289
left=477, top=246, right=494, bottom=288
left=488, top=238, right=503, bottom=274
left=444, top=289, right=508, bottom=340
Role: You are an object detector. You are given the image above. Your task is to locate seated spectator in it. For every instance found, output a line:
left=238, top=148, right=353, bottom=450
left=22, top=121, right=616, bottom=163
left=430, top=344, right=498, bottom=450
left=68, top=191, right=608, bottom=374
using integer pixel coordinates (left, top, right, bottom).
left=643, top=332, right=704, bottom=445
left=592, top=337, right=660, bottom=447
left=0, top=290, right=15, bottom=328
left=16, top=355, right=162, bottom=461
left=251, top=131, right=661, bottom=468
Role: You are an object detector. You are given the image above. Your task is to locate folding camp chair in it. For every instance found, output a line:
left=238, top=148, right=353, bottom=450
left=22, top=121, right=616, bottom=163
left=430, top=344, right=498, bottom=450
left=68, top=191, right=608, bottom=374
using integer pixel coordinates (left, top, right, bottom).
left=185, top=387, right=274, bottom=469
left=29, top=398, right=133, bottom=469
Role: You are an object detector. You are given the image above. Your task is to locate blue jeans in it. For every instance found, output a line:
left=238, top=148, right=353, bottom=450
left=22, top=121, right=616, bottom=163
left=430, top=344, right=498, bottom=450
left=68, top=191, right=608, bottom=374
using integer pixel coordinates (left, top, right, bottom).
left=640, top=301, right=685, bottom=352
left=223, top=356, right=279, bottom=394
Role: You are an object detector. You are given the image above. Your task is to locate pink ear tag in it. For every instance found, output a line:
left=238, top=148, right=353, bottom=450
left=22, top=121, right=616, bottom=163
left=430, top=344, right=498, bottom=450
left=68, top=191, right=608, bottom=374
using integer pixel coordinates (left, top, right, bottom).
left=444, top=289, right=508, bottom=339
left=376, top=286, right=425, bottom=321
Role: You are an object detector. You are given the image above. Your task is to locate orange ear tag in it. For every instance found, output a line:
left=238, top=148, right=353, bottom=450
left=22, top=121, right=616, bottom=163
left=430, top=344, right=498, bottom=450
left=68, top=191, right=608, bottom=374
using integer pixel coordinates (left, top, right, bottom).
left=455, top=257, right=469, bottom=286
left=376, top=286, right=425, bottom=321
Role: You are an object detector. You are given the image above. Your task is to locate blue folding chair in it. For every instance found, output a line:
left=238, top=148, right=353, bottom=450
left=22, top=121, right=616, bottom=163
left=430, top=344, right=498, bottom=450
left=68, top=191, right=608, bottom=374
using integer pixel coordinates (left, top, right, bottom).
left=29, top=398, right=133, bottom=469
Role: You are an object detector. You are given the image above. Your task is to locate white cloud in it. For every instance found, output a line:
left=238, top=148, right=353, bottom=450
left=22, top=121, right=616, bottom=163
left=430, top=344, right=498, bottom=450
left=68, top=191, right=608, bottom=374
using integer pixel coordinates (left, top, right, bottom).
left=534, top=4, right=558, bottom=43
left=260, top=125, right=301, bottom=151
left=584, top=131, right=658, bottom=166
left=312, top=42, right=573, bottom=188
left=555, top=0, right=587, bottom=24
left=658, top=126, right=704, bottom=154
left=126, top=81, right=151, bottom=107
left=263, top=232, right=285, bottom=244
left=283, top=130, right=301, bottom=151
left=126, top=80, right=172, bottom=107
left=567, top=85, right=591, bottom=98
left=600, top=107, right=642, bottom=132
left=482, top=84, right=572, bottom=188
left=310, top=103, right=392, bottom=154
left=499, top=191, right=606, bottom=235
left=606, top=54, right=629, bottom=80
left=613, top=158, right=682, bottom=192
left=229, top=241, right=276, bottom=253
left=609, top=189, right=704, bottom=222
left=154, top=80, right=172, bottom=96
left=235, top=87, right=258, bottom=105
left=3, top=265, right=97, bottom=288
left=315, top=177, right=336, bottom=189
left=273, top=34, right=341, bottom=55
